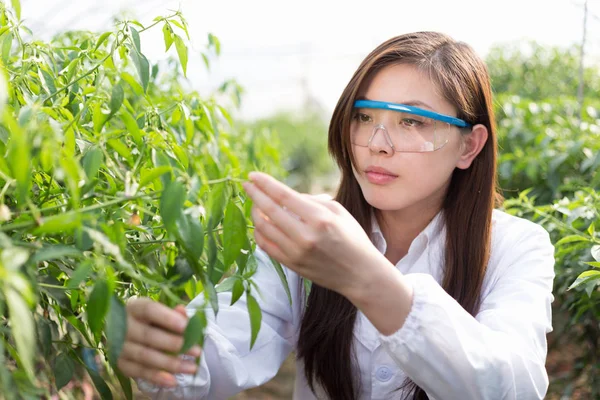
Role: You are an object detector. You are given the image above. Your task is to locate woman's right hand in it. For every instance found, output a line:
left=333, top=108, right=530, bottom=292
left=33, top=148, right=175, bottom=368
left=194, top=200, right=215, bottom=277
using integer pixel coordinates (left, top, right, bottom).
left=117, top=298, right=202, bottom=388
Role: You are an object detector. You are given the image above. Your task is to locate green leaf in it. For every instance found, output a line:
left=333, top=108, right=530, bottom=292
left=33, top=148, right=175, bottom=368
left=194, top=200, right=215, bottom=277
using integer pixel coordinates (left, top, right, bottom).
left=568, top=270, right=600, bottom=291
left=53, top=352, right=74, bottom=391
left=217, top=105, right=233, bottom=127
left=37, top=318, right=53, bottom=359
left=11, top=0, right=20, bottom=20
left=180, top=311, right=206, bottom=354
left=128, top=19, right=144, bottom=29
left=139, top=166, right=172, bottom=188
left=6, top=287, right=35, bottom=380
left=555, top=235, right=590, bottom=246
left=208, top=183, right=229, bottom=230
left=106, top=295, right=127, bottom=367
left=5, top=111, right=30, bottom=204
left=176, top=211, right=204, bottom=265
left=107, top=138, right=132, bottom=160
left=86, top=365, right=113, bottom=400
left=34, top=212, right=82, bottom=235
left=30, top=245, right=82, bottom=265
left=67, top=260, right=94, bottom=289
left=205, top=279, right=219, bottom=315
left=59, top=153, right=82, bottom=206
left=92, top=102, right=107, bottom=133
left=231, top=278, right=244, bottom=305
left=115, top=368, right=133, bottom=400
left=109, top=82, right=124, bottom=115
left=303, top=278, right=312, bottom=306
left=130, top=48, right=150, bottom=92
left=121, top=110, right=142, bottom=146
left=40, top=68, right=57, bottom=96
left=160, top=180, right=186, bottom=233
left=174, top=35, right=188, bottom=77
left=162, top=23, right=173, bottom=52
left=223, top=202, right=247, bottom=268
left=269, top=257, right=292, bottom=306
left=216, top=276, right=236, bottom=293
left=236, top=237, right=251, bottom=274
left=129, top=27, right=141, bottom=53
left=75, top=228, right=94, bottom=251
left=246, top=292, right=262, bottom=349
left=584, top=261, right=600, bottom=268
left=87, top=279, right=110, bottom=338
left=94, top=32, right=112, bottom=51
left=207, top=231, right=217, bottom=278
left=208, top=33, right=221, bottom=56
left=120, top=72, right=143, bottom=96
left=82, top=147, right=103, bottom=181
left=201, top=53, right=210, bottom=70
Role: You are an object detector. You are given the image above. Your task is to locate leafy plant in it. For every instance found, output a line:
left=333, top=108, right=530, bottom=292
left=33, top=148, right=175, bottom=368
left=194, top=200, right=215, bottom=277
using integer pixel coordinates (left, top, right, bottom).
left=504, top=190, right=600, bottom=397
left=495, top=95, right=600, bottom=203
left=244, top=109, right=335, bottom=193
left=489, top=42, right=600, bottom=397
left=0, top=1, right=283, bottom=398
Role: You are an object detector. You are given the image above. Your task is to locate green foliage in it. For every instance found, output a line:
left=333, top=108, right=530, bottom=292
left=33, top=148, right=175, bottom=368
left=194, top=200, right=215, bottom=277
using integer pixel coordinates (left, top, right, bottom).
left=486, top=41, right=600, bottom=101
left=245, top=109, right=335, bottom=192
left=495, top=95, right=600, bottom=203
left=489, top=42, right=600, bottom=396
left=504, top=190, right=600, bottom=396
left=0, top=2, right=283, bottom=398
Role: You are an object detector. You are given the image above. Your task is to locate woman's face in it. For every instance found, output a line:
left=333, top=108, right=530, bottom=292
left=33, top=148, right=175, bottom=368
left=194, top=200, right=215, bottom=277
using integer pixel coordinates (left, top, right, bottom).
left=351, top=63, right=470, bottom=213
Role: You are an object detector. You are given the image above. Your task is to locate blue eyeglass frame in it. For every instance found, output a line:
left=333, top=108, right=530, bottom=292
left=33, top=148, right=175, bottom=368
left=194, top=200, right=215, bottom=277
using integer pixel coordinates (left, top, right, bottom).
left=353, top=100, right=472, bottom=129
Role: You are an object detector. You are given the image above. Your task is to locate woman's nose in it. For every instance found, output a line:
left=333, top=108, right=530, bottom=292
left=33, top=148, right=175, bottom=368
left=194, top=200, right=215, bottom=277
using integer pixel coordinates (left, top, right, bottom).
left=368, top=125, right=395, bottom=155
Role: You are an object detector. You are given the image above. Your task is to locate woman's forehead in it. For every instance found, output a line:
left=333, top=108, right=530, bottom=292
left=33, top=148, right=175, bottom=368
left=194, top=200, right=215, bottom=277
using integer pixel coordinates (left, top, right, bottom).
left=360, top=64, right=455, bottom=115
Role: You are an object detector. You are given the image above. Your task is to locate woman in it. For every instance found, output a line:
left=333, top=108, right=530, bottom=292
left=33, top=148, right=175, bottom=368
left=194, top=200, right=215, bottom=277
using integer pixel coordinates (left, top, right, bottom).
left=120, top=32, right=555, bottom=399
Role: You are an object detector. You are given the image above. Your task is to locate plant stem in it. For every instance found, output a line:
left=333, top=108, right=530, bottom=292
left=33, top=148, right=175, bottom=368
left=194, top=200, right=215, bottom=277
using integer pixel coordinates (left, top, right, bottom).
left=129, top=239, right=174, bottom=246
left=42, top=31, right=125, bottom=102
left=0, top=191, right=162, bottom=232
left=39, top=283, right=68, bottom=290
left=207, top=177, right=246, bottom=185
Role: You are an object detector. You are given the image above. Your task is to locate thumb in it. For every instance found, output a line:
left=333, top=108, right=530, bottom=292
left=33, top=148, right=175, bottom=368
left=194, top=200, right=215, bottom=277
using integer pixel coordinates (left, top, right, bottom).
left=173, top=304, right=188, bottom=318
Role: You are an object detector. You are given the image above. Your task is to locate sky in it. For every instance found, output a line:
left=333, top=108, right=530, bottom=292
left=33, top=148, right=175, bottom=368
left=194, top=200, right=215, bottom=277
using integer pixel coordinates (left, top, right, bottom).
left=20, top=0, right=600, bottom=120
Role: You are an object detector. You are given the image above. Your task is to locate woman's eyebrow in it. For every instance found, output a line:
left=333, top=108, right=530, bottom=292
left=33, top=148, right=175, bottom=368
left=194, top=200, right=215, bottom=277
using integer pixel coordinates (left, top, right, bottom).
left=355, top=96, right=436, bottom=111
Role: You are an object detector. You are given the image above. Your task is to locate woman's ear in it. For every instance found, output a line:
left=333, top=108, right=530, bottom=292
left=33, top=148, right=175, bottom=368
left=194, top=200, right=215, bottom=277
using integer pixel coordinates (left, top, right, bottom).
left=456, top=124, right=488, bottom=170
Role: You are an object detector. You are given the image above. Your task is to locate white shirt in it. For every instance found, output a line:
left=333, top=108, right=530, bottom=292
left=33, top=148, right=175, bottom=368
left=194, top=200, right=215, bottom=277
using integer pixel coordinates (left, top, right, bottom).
left=138, top=209, right=555, bottom=400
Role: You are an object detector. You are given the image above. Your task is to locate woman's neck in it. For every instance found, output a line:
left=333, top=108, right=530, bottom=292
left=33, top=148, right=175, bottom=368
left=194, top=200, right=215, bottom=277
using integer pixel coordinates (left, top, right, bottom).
left=376, top=202, right=442, bottom=265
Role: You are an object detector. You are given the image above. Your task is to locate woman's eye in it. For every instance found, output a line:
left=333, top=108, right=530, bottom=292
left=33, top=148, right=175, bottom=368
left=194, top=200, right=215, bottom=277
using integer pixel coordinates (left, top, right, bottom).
left=401, top=118, right=422, bottom=127
left=352, top=112, right=371, bottom=123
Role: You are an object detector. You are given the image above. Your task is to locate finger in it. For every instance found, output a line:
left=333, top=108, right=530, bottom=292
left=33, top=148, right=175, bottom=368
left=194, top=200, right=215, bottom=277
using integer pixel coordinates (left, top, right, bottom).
left=127, top=298, right=188, bottom=334
left=173, top=305, right=187, bottom=317
left=243, top=180, right=307, bottom=240
left=120, top=341, right=199, bottom=375
left=306, top=193, right=333, bottom=202
left=309, top=195, right=345, bottom=214
left=118, top=358, right=177, bottom=387
left=251, top=206, right=299, bottom=261
left=254, top=229, right=293, bottom=268
left=127, top=315, right=186, bottom=354
left=246, top=172, right=329, bottom=224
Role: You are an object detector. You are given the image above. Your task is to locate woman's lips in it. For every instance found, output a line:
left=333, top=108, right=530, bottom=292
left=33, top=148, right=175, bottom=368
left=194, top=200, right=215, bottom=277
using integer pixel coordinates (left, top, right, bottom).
left=364, top=167, right=398, bottom=185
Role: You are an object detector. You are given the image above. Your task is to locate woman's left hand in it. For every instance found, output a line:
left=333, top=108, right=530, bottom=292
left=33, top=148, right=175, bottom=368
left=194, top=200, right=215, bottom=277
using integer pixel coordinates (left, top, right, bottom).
left=242, top=171, right=387, bottom=299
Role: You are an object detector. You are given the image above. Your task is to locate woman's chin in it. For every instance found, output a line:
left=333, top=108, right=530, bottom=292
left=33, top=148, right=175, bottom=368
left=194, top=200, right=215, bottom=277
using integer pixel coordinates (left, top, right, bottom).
left=363, top=190, right=411, bottom=211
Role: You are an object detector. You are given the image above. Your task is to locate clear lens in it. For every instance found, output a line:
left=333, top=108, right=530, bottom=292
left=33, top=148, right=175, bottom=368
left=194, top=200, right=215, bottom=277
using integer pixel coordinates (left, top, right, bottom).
left=350, top=109, right=451, bottom=152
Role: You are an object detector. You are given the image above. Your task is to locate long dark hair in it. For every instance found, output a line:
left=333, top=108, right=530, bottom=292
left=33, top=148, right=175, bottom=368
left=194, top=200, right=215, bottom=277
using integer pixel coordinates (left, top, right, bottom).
left=296, top=32, right=502, bottom=400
